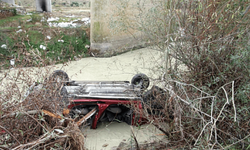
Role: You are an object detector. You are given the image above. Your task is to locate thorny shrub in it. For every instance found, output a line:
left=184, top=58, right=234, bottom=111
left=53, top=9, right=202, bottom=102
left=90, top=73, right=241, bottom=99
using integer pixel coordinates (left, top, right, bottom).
left=0, top=2, right=17, bottom=19
left=111, top=0, right=250, bottom=149
left=0, top=7, right=89, bottom=150
left=0, top=67, right=85, bottom=149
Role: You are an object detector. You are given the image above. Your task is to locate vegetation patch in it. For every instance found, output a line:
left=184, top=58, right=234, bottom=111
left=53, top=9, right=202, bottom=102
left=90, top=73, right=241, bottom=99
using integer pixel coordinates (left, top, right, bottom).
left=0, top=3, right=91, bottom=150
left=110, top=0, right=250, bottom=149
left=0, top=12, right=90, bottom=69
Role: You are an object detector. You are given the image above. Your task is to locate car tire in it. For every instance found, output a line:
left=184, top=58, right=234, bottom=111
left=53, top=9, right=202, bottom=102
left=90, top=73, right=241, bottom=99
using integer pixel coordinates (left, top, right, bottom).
left=49, top=70, right=69, bottom=83
left=45, top=70, right=69, bottom=89
left=131, top=73, right=150, bottom=90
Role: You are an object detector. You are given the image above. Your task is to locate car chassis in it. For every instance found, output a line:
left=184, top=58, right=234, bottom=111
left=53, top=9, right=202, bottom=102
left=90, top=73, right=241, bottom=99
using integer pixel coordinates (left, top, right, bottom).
left=49, top=70, right=150, bottom=129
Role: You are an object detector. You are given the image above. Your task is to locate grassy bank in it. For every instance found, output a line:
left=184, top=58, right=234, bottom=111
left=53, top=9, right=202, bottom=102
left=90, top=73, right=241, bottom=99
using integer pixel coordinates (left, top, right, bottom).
left=0, top=12, right=90, bottom=69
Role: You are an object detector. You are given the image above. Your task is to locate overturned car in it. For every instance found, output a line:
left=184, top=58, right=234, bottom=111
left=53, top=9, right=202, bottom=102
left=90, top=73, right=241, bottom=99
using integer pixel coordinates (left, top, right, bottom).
left=24, top=70, right=167, bottom=129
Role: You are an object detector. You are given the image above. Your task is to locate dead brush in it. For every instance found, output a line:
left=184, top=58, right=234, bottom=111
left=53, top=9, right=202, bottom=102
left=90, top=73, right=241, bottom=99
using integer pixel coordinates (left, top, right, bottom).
left=0, top=67, right=85, bottom=149
left=110, top=0, right=249, bottom=148
left=132, top=80, right=250, bottom=149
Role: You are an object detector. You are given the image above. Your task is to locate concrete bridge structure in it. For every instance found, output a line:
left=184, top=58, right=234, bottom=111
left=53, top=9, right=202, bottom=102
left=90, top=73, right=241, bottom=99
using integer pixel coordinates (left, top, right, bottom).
left=90, top=0, right=145, bottom=55
left=1, top=0, right=144, bottom=55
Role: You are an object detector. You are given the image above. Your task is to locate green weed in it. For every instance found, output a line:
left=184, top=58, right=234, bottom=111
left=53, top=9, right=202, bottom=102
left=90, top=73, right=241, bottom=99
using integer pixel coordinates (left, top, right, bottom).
left=46, top=29, right=90, bottom=63
left=30, top=13, right=43, bottom=23
left=0, top=26, right=90, bottom=68
left=0, top=15, right=29, bottom=27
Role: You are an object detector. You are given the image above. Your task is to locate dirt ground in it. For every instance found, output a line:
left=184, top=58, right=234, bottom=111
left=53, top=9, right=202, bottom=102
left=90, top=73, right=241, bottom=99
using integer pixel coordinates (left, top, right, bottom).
left=50, top=7, right=90, bottom=18
left=54, top=48, right=168, bottom=150
left=1, top=48, right=168, bottom=150
left=53, top=48, right=167, bottom=149
left=25, top=6, right=91, bottom=18
left=82, top=122, right=166, bottom=150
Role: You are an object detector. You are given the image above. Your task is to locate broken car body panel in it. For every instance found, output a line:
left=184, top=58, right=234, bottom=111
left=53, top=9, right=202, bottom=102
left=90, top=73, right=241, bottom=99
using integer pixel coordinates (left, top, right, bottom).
left=48, top=70, right=150, bottom=129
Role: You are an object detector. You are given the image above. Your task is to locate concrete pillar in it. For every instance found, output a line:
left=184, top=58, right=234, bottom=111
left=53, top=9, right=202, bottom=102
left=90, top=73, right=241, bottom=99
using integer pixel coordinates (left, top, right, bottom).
left=1, top=0, right=15, bottom=5
left=90, top=0, right=144, bottom=56
left=36, top=0, right=52, bottom=12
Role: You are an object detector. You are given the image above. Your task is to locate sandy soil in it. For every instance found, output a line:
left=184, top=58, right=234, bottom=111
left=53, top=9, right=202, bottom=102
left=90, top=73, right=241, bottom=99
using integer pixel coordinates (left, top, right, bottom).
left=1, top=48, right=168, bottom=150
left=51, top=7, right=90, bottom=18
left=82, top=122, right=166, bottom=150
left=54, top=48, right=163, bottom=82
left=58, top=48, right=166, bottom=150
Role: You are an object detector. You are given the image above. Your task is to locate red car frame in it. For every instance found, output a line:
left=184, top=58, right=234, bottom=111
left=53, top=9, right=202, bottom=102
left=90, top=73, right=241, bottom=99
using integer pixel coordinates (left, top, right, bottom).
left=50, top=70, right=150, bottom=129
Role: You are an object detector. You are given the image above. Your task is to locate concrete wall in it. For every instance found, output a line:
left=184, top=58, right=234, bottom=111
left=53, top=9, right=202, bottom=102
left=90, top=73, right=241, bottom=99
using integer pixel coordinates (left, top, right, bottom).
left=90, top=0, right=147, bottom=55
left=1, top=0, right=15, bottom=5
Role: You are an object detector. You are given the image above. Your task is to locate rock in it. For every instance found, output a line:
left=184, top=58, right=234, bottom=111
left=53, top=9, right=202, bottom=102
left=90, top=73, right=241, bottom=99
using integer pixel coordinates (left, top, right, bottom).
left=111, top=146, right=118, bottom=150
left=13, top=5, right=27, bottom=15
left=35, top=22, right=42, bottom=26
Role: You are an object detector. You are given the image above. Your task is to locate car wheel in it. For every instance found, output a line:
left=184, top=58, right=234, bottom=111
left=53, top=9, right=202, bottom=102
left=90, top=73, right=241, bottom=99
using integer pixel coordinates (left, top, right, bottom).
left=45, top=70, right=69, bottom=89
left=131, top=73, right=150, bottom=90
left=49, top=70, right=69, bottom=83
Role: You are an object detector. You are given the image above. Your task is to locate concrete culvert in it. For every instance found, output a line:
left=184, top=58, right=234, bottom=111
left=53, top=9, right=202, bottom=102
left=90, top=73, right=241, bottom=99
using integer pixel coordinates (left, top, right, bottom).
left=36, top=0, right=51, bottom=12
left=40, top=0, right=47, bottom=12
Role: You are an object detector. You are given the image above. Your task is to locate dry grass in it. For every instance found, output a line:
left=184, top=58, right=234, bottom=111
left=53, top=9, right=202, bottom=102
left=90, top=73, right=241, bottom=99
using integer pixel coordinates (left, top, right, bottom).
left=0, top=66, right=85, bottom=149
